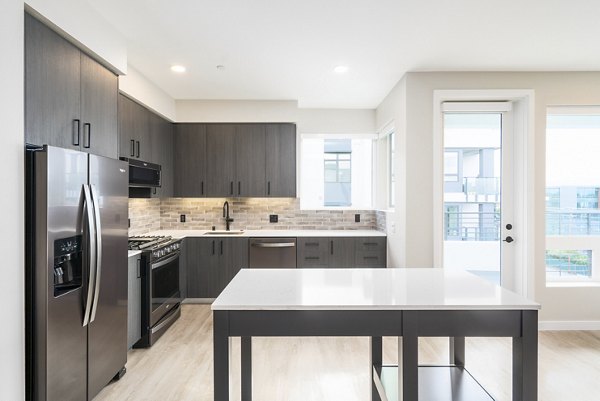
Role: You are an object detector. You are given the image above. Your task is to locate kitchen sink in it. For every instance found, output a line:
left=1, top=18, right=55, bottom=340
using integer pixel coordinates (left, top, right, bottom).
left=204, top=230, right=245, bottom=235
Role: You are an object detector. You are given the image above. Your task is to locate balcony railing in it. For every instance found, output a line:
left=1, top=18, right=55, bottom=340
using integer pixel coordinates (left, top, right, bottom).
left=444, top=211, right=500, bottom=241
left=546, top=209, right=600, bottom=236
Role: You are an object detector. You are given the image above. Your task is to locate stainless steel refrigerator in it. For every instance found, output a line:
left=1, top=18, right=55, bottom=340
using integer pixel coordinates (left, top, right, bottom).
left=26, top=145, right=129, bottom=401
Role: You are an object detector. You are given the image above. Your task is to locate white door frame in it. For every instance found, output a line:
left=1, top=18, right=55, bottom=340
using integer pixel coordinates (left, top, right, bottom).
left=432, top=90, right=535, bottom=298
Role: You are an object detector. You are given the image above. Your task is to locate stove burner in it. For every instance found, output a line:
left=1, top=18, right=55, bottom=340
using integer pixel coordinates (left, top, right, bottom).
left=128, top=235, right=173, bottom=250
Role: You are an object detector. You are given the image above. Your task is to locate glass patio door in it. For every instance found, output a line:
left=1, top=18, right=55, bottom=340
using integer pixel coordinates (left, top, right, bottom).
left=442, top=104, right=514, bottom=285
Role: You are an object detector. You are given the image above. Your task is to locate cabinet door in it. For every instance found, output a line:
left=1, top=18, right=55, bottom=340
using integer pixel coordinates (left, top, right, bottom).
left=118, top=94, right=136, bottom=158
left=297, top=237, right=330, bottom=268
left=186, top=238, right=216, bottom=298
left=150, top=114, right=173, bottom=198
left=355, top=237, right=387, bottom=268
left=127, top=255, right=141, bottom=349
left=235, top=125, right=266, bottom=197
left=25, top=13, right=81, bottom=150
left=330, top=238, right=355, bottom=268
left=222, top=238, right=249, bottom=288
left=135, top=105, right=152, bottom=160
left=80, top=53, right=118, bottom=158
left=118, top=95, right=151, bottom=159
left=173, top=124, right=206, bottom=197
left=205, top=124, right=236, bottom=196
left=266, top=124, right=296, bottom=197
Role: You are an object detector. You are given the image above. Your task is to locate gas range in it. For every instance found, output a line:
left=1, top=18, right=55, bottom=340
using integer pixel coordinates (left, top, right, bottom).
left=128, top=235, right=181, bottom=259
left=128, top=235, right=182, bottom=348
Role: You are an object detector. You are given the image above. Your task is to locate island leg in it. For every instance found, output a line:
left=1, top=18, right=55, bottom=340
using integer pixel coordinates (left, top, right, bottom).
left=241, top=337, right=252, bottom=401
left=400, top=311, right=418, bottom=401
left=370, top=336, right=382, bottom=401
left=512, top=310, right=538, bottom=401
left=213, top=311, right=230, bottom=401
left=449, top=336, right=465, bottom=366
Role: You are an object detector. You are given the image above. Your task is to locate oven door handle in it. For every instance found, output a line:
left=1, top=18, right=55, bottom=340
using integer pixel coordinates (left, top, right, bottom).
left=151, top=252, right=180, bottom=270
left=251, top=242, right=296, bottom=248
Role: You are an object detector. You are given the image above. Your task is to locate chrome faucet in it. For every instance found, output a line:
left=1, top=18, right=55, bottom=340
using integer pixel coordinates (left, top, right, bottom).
left=223, top=201, right=234, bottom=231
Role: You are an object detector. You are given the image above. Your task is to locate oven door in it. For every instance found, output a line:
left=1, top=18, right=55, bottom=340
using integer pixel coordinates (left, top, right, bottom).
left=150, top=252, right=180, bottom=327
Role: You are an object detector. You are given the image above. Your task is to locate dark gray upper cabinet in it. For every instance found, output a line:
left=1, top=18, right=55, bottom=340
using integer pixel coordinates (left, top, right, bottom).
left=25, top=13, right=118, bottom=158
left=172, top=122, right=296, bottom=198
left=150, top=112, right=173, bottom=197
left=80, top=53, right=118, bottom=158
left=118, top=95, right=151, bottom=160
left=235, top=124, right=266, bottom=197
left=266, top=124, right=297, bottom=197
left=205, top=124, right=236, bottom=197
left=173, top=124, right=206, bottom=197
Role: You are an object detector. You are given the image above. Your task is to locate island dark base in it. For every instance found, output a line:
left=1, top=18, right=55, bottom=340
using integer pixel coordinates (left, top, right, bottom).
left=213, top=309, right=537, bottom=401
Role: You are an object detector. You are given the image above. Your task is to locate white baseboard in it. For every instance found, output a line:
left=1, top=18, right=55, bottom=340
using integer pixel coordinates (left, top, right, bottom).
left=539, top=320, right=600, bottom=331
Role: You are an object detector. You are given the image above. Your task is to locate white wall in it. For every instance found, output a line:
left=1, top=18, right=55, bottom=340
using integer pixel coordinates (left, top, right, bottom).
left=379, top=71, right=600, bottom=323
left=25, top=0, right=127, bottom=73
left=1, top=1, right=24, bottom=399
left=119, top=66, right=177, bottom=121
left=176, top=100, right=299, bottom=122
left=375, top=76, right=406, bottom=268
left=297, top=108, right=375, bottom=134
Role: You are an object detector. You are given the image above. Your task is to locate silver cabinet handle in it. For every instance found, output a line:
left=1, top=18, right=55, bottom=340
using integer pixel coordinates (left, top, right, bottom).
left=251, top=242, right=296, bottom=248
left=89, top=184, right=102, bottom=323
left=82, top=184, right=96, bottom=327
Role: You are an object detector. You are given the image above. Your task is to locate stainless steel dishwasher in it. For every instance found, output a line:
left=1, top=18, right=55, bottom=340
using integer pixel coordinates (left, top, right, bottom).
left=248, top=238, right=297, bottom=268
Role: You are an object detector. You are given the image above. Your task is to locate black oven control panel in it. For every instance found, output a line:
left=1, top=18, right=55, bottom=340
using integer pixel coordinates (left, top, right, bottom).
left=152, top=240, right=181, bottom=260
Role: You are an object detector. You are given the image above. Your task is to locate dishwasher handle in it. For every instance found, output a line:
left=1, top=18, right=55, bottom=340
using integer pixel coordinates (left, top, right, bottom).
left=251, top=242, right=296, bottom=248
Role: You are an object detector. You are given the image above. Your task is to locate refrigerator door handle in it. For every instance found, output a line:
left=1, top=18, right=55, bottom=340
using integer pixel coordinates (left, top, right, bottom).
left=82, top=184, right=97, bottom=327
left=89, top=184, right=103, bottom=323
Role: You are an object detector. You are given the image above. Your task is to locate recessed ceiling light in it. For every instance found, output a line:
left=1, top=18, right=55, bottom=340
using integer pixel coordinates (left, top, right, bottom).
left=170, top=65, right=186, bottom=73
left=333, top=65, right=349, bottom=74
left=216, top=65, right=225, bottom=71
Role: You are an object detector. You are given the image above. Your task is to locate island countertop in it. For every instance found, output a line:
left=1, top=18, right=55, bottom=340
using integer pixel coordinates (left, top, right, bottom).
left=211, top=268, right=540, bottom=311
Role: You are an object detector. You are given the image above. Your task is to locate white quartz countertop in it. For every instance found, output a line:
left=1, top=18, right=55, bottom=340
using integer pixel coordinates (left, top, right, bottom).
left=127, top=250, right=142, bottom=258
left=211, top=268, right=540, bottom=311
left=146, top=229, right=386, bottom=238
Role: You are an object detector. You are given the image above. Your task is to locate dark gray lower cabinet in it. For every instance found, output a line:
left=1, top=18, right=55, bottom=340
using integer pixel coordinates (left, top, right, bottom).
left=185, top=237, right=248, bottom=298
left=297, top=236, right=386, bottom=268
left=127, top=254, right=142, bottom=349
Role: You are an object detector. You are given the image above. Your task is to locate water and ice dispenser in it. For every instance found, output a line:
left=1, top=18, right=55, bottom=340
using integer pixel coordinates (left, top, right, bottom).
left=53, top=236, right=83, bottom=296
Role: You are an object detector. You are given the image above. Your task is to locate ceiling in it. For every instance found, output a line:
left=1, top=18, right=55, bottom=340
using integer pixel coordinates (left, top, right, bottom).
left=87, top=0, right=600, bottom=108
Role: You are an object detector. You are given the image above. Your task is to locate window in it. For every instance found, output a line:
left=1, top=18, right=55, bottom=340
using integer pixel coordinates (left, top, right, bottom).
left=300, top=135, right=373, bottom=209
left=324, top=140, right=352, bottom=206
left=388, top=132, right=395, bottom=207
left=546, top=107, right=600, bottom=281
left=444, top=151, right=459, bottom=182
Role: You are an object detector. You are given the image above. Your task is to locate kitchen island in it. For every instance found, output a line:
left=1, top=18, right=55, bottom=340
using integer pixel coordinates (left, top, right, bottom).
left=212, top=268, right=540, bottom=401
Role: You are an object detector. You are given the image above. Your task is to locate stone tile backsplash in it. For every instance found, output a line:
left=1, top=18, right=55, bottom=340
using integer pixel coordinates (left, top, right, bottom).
left=128, top=198, right=161, bottom=236
left=128, top=197, right=385, bottom=235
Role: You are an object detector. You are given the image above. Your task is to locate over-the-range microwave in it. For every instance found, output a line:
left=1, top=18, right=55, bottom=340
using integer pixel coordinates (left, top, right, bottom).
left=120, top=157, right=161, bottom=188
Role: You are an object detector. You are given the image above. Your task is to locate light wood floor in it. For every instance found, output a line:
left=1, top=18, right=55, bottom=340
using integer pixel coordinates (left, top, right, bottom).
left=95, top=305, right=600, bottom=401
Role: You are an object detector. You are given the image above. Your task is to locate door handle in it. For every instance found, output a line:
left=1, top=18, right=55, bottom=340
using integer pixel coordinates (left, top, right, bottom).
left=503, top=236, right=514, bottom=243
left=73, top=119, right=81, bottom=146
left=136, top=259, right=141, bottom=278
left=82, top=184, right=96, bottom=327
left=238, top=181, right=241, bottom=195
left=201, top=181, right=204, bottom=196
left=230, top=181, right=234, bottom=195
left=130, top=139, right=135, bottom=157
left=83, top=123, right=91, bottom=148
left=89, top=185, right=102, bottom=323
left=220, top=240, right=223, bottom=255
left=267, top=181, right=271, bottom=196
left=136, top=141, right=140, bottom=158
